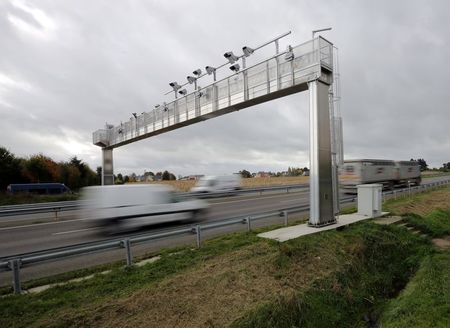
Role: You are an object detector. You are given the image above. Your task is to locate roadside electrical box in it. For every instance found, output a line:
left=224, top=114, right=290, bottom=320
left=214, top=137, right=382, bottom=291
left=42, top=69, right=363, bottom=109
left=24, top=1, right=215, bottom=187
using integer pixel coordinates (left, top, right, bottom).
left=357, top=184, right=382, bottom=218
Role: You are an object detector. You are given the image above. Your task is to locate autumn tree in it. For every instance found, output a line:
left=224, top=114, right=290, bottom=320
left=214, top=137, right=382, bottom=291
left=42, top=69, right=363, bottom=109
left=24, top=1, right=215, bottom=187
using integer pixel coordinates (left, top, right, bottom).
left=0, top=147, right=24, bottom=190
left=69, top=157, right=97, bottom=187
left=23, top=154, right=61, bottom=183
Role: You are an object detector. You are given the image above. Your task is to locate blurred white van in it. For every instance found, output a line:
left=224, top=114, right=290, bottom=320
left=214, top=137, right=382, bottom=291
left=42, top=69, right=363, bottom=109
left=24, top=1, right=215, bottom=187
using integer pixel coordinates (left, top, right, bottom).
left=191, top=175, right=241, bottom=193
left=81, top=184, right=209, bottom=234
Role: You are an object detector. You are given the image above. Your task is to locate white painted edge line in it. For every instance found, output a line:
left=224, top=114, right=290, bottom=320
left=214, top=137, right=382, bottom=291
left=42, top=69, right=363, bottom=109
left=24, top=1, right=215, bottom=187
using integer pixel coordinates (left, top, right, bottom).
left=52, top=227, right=99, bottom=236
left=0, top=218, right=87, bottom=232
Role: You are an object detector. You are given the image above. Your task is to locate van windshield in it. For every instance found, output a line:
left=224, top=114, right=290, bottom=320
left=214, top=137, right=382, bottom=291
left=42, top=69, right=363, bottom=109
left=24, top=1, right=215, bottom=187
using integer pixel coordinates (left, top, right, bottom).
left=197, top=179, right=215, bottom=187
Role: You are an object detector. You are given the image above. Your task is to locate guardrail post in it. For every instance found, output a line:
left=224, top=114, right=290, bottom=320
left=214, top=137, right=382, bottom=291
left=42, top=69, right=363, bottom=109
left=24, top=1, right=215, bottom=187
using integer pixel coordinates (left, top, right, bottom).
left=195, top=225, right=202, bottom=248
left=283, top=211, right=288, bottom=226
left=54, top=208, right=58, bottom=220
left=9, top=259, right=21, bottom=294
left=122, top=239, right=133, bottom=266
left=246, top=216, right=252, bottom=232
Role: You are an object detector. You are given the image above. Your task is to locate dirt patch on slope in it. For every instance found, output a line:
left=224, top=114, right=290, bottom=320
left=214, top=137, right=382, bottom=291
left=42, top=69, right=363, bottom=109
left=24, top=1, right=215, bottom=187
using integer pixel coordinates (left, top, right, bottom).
left=432, top=236, right=450, bottom=250
left=43, top=240, right=344, bottom=328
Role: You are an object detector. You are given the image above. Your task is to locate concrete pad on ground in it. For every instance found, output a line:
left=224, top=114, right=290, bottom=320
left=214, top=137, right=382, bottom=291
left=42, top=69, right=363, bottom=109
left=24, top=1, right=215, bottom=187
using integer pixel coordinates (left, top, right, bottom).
left=258, top=212, right=389, bottom=242
left=373, top=216, right=403, bottom=225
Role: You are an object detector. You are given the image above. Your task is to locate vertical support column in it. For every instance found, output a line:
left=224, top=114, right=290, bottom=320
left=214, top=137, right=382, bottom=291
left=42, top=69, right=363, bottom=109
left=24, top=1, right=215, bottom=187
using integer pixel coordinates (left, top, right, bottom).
left=308, top=80, right=336, bottom=226
left=195, top=92, right=201, bottom=117
left=212, top=84, right=218, bottom=112
left=243, top=70, right=249, bottom=101
left=102, top=148, right=114, bottom=185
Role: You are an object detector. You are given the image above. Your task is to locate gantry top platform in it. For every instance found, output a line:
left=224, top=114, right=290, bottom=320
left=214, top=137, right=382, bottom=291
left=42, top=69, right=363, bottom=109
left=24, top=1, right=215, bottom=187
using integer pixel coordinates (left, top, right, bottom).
left=93, top=37, right=333, bottom=149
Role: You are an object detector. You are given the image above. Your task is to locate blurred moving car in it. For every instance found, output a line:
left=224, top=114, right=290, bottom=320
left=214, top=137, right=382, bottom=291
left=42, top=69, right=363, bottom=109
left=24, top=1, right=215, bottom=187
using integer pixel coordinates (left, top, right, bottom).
left=190, top=175, right=241, bottom=193
left=81, top=184, right=209, bottom=234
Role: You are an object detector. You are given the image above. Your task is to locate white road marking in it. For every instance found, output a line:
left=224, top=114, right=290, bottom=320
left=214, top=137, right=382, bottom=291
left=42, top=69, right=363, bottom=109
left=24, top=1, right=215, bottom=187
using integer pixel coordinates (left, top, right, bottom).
left=0, top=218, right=87, bottom=231
left=52, top=227, right=98, bottom=235
left=279, top=198, right=305, bottom=204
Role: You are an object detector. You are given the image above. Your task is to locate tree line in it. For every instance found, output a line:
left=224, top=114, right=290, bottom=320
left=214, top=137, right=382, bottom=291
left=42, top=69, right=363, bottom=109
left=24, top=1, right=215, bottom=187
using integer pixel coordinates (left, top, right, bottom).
left=0, top=146, right=100, bottom=191
left=410, top=158, right=450, bottom=172
left=238, top=167, right=309, bottom=178
left=114, top=170, right=177, bottom=184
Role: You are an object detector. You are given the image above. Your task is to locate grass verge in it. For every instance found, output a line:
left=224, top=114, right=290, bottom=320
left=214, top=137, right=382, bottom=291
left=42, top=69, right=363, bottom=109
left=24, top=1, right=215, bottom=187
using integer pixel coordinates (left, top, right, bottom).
left=0, top=222, right=432, bottom=328
left=383, top=185, right=450, bottom=217
left=0, top=232, right=261, bottom=327
left=404, top=210, right=450, bottom=237
left=383, top=185, right=450, bottom=237
left=379, top=252, right=450, bottom=328
left=231, top=223, right=431, bottom=328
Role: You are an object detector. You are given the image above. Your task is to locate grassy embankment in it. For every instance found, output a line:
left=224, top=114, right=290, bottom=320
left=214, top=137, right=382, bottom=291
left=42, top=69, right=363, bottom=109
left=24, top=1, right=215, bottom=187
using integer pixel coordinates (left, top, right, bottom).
left=0, top=185, right=449, bottom=327
left=374, top=186, right=450, bottom=327
left=378, top=252, right=450, bottom=327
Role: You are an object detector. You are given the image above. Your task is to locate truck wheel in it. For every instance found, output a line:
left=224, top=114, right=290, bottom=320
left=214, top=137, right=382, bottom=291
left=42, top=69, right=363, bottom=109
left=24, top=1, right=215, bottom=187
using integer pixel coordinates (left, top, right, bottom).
left=388, top=181, right=395, bottom=191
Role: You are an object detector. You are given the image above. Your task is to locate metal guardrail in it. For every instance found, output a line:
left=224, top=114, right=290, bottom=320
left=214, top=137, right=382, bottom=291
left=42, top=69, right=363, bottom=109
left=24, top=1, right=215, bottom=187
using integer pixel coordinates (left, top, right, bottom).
left=380, top=179, right=450, bottom=201
left=0, top=201, right=79, bottom=218
left=0, top=184, right=308, bottom=218
left=1, top=179, right=449, bottom=294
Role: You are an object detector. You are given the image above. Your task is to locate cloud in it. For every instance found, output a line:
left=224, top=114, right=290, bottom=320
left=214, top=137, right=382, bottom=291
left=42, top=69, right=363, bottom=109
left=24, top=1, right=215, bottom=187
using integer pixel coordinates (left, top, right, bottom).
left=1, top=0, right=449, bottom=176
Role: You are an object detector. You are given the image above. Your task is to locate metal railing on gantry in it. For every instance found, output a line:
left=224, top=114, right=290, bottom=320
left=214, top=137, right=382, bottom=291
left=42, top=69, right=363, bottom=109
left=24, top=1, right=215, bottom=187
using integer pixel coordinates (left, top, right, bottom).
left=93, top=36, right=333, bottom=149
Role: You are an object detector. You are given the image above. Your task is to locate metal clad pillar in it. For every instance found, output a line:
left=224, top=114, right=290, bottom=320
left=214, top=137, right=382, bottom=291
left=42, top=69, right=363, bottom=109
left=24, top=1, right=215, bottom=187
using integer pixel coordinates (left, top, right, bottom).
left=102, top=148, right=114, bottom=185
left=308, top=80, right=335, bottom=226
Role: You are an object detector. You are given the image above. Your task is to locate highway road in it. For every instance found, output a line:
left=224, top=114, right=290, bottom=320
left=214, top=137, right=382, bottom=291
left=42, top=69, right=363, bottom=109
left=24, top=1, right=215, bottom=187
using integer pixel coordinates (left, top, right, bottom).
left=0, top=189, right=317, bottom=286
left=0, top=190, right=312, bottom=257
left=0, top=175, right=447, bottom=287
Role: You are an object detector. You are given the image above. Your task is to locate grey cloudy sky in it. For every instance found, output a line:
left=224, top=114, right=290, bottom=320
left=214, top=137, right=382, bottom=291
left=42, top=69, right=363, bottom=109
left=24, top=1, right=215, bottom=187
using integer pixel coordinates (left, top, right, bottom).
left=1, top=0, right=449, bottom=176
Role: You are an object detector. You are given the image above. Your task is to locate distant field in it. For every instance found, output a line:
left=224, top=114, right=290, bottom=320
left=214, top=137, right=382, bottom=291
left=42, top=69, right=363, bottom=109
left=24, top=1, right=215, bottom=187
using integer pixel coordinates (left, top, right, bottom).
left=422, top=170, right=450, bottom=177
left=138, top=176, right=309, bottom=192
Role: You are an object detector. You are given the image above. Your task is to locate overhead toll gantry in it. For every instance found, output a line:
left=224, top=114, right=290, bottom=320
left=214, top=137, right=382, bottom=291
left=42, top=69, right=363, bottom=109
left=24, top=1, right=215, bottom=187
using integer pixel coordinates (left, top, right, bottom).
left=93, top=30, right=343, bottom=227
